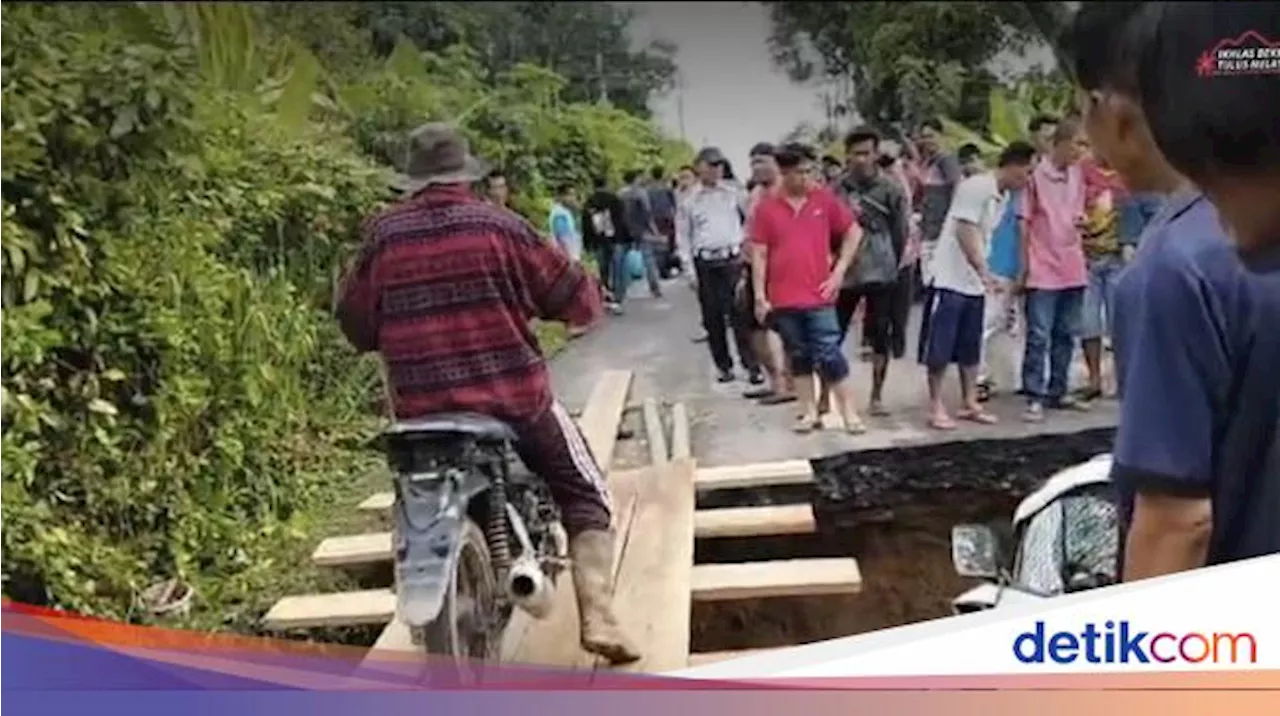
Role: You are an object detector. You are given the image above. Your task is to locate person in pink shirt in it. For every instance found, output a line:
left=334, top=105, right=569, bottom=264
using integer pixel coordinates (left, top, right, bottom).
left=749, top=143, right=866, bottom=434
left=1017, top=117, right=1090, bottom=422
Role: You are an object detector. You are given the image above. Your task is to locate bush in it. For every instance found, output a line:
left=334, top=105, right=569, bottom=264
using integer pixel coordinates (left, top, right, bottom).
left=2, top=5, right=383, bottom=619
left=1, top=3, right=685, bottom=626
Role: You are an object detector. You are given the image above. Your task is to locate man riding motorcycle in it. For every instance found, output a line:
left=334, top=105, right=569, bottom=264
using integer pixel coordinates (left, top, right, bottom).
left=335, top=123, right=641, bottom=664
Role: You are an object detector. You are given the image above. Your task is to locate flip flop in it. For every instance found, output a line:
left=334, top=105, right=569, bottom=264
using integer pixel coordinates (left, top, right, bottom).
left=928, top=415, right=958, bottom=431
left=743, top=388, right=774, bottom=400
left=792, top=415, right=818, bottom=434
left=844, top=415, right=868, bottom=435
left=759, top=393, right=798, bottom=406
left=957, top=409, right=999, bottom=425
left=1075, top=387, right=1103, bottom=402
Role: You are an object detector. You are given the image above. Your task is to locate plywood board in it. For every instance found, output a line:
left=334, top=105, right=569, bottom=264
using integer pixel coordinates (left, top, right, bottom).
left=693, top=504, right=815, bottom=540
left=670, top=402, right=691, bottom=461
left=359, top=492, right=394, bottom=512
left=576, top=369, right=633, bottom=469
left=643, top=398, right=668, bottom=466
left=501, top=467, right=644, bottom=667
left=262, top=589, right=395, bottom=630
left=686, top=648, right=777, bottom=668
left=694, top=460, right=813, bottom=491
left=602, top=458, right=696, bottom=674
left=690, top=558, right=862, bottom=601
left=312, top=532, right=391, bottom=568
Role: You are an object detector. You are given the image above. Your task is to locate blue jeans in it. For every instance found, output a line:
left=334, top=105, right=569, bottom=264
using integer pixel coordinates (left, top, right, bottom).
left=769, top=306, right=850, bottom=382
left=639, top=242, right=662, bottom=296
left=1080, top=256, right=1122, bottom=340
left=1022, top=287, right=1084, bottom=402
left=608, top=243, right=634, bottom=304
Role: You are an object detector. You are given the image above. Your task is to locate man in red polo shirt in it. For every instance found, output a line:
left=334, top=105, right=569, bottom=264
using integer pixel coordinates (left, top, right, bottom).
left=336, top=124, right=639, bottom=664
left=749, top=143, right=867, bottom=434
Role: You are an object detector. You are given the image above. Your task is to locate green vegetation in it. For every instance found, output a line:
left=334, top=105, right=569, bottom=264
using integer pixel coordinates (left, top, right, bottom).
left=1, top=2, right=686, bottom=631
left=765, top=1, right=1074, bottom=141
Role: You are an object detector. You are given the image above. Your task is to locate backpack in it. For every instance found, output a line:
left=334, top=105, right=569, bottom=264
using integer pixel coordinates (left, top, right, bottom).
left=621, top=190, right=650, bottom=241
left=842, top=181, right=900, bottom=288
left=589, top=206, right=616, bottom=239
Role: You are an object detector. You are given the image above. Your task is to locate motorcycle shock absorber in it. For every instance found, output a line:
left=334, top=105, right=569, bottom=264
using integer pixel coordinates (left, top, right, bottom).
left=484, top=449, right=512, bottom=576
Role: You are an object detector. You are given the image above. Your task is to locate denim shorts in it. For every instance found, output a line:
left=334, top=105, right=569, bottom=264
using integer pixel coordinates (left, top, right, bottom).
left=1081, top=256, right=1122, bottom=340
left=768, top=306, right=850, bottom=382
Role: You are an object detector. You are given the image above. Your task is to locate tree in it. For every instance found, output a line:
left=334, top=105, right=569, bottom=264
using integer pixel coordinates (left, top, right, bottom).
left=357, top=2, right=677, bottom=116
left=764, top=2, right=1073, bottom=127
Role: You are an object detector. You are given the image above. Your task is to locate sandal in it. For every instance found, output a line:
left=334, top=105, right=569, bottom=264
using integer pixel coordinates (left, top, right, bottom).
left=843, top=414, right=868, bottom=435
left=975, top=382, right=992, bottom=403
left=792, top=414, right=820, bottom=434
left=758, top=392, right=798, bottom=406
left=957, top=409, right=999, bottom=425
left=743, top=388, right=774, bottom=400
left=1049, top=396, right=1092, bottom=412
left=1075, top=387, right=1103, bottom=402
left=928, top=415, right=958, bottom=431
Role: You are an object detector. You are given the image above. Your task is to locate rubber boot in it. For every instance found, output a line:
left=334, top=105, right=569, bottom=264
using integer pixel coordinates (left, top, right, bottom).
left=569, top=529, right=642, bottom=664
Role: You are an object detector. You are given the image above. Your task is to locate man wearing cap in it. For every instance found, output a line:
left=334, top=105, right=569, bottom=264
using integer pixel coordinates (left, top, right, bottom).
left=337, top=124, right=640, bottom=664
left=677, top=146, right=761, bottom=383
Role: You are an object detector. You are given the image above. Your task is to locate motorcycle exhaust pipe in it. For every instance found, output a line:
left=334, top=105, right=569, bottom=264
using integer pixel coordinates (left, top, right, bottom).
left=506, top=557, right=554, bottom=620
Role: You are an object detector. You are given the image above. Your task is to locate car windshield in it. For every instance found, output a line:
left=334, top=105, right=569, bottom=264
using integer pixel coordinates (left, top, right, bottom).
left=1012, top=484, right=1119, bottom=596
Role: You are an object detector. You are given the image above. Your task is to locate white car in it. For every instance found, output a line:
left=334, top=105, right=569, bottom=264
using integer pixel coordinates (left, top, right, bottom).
left=950, top=453, right=1120, bottom=613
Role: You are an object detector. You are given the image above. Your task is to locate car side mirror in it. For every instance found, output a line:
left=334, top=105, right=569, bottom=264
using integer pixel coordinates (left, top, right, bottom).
left=951, top=523, right=1000, bottom=579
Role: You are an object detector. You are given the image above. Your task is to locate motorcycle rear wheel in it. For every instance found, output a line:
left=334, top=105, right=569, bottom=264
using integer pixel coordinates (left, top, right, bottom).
left=419, top=518, right=502, bottom=685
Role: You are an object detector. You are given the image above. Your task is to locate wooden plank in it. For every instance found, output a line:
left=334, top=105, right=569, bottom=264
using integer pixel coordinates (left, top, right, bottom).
left=262, top=589, right=394, bottom=630
left=693, top=504, right=815, bottom=540
left=577, top=369, right=633, bottom=466
left=367, top=618, right=415, bottom=655
left=694, top=460, right=813, bottom=491
left=642, top=398, right=668, bottom=467
left=602, top=458, right=696, bottom=674
left=502, top=467, right=645, bottom=668
left=669, top=402, right=691, bottom=461
left=312, top=532, right=391, bottom=568
left=687, top=648, right=777, bottom=668
left=690, top=558, right=862, bottom=602
left=359, top=492, right=394, bottom=512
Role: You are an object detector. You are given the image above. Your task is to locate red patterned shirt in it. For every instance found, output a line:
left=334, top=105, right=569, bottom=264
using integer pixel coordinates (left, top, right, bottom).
left=336, top=185, right=602, bottom=422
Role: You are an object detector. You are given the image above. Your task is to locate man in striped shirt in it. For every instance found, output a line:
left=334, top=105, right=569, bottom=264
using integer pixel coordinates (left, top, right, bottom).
left=337, top=124, right=640, bottom=664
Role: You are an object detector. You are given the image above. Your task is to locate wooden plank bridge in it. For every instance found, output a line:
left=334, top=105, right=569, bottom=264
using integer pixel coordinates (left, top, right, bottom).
left=263, top=369, right=861, bottom=673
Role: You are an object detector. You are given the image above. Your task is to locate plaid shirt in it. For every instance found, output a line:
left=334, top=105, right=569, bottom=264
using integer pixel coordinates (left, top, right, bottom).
left=336, top=185, right=602, bottom=422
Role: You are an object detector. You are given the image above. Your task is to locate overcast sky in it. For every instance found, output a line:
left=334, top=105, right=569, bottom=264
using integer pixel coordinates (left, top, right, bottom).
left=623, top=2, right=821, bottom=170
left=621, top=2, right=1057, bottom=168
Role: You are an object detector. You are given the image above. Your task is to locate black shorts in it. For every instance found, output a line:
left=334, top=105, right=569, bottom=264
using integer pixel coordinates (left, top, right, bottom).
left=835, top=284, right=894, bottom=355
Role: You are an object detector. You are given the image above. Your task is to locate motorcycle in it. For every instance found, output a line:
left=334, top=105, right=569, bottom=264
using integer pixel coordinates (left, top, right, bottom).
left=383, top=412, right=569, bottom=676
left=949, top=453, right=1120, bottom=613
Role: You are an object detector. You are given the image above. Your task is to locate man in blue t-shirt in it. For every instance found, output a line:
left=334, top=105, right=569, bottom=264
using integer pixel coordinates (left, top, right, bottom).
left=976, top=185, right=1024, bottom=401
left=1069, top=4, right=1280, bottom=580
left=548, top=183, right=583, bottom=262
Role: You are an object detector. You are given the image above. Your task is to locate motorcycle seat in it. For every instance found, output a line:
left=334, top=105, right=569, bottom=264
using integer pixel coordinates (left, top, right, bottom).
left=386, top=412, right=518, bottom=443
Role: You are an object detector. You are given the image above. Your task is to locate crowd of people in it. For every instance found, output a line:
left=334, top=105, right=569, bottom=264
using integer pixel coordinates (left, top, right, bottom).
left=560, top=111, right=1158, bottom=434
left=335, top=2, right=1275, bottom=663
